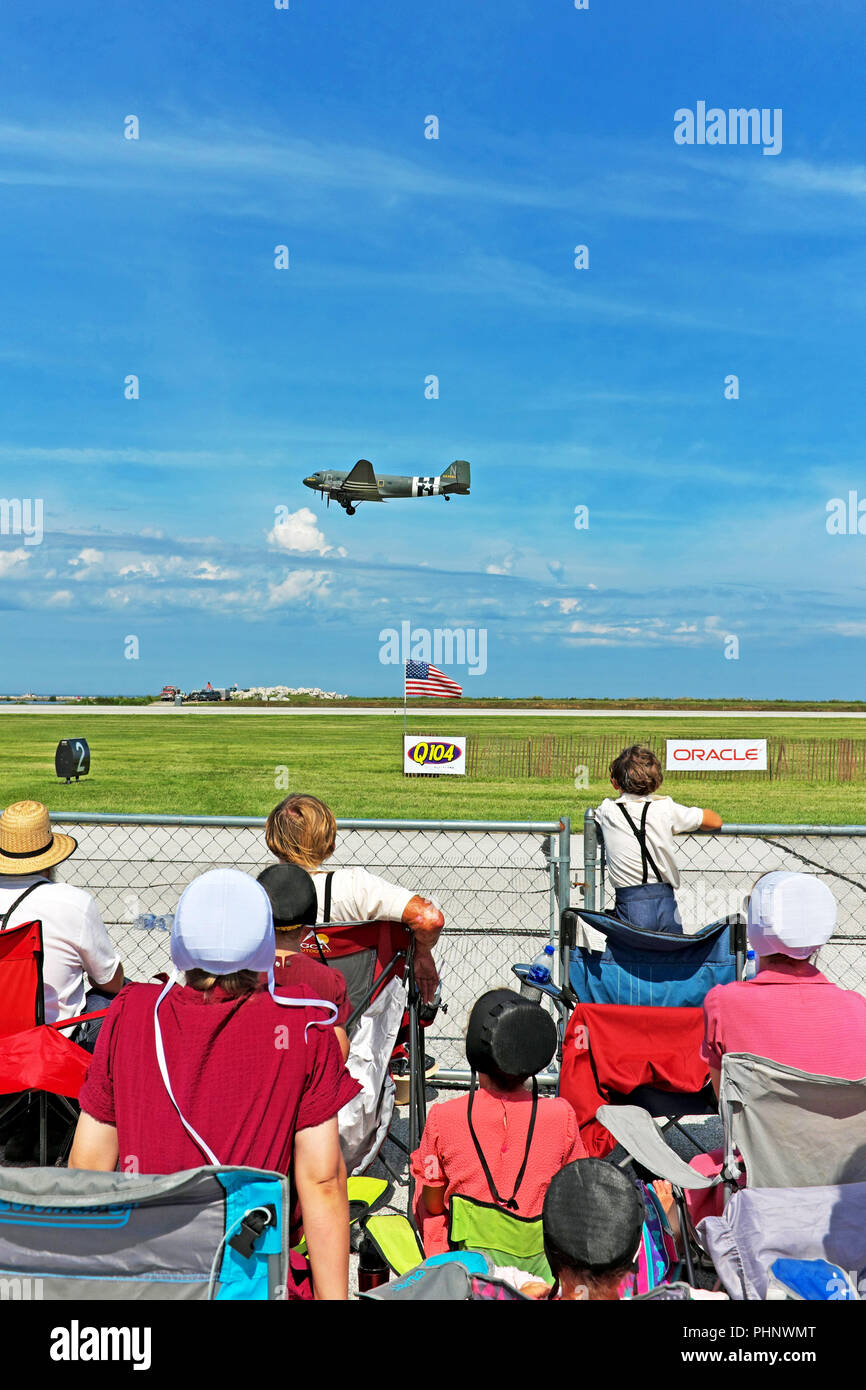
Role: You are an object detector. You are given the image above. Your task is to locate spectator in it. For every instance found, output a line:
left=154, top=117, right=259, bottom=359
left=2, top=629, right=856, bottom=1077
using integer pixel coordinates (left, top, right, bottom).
left=702, top=871, right=866, bottom=1087
left=659, top=871, right=866, bottom=1230
left=0, top=801, right=125, bottom=1161
left=410, top=989, right=586, bottom=1259
left=265, top=793, right=443, bottom=1003
left=257, top=863, right=351, bottom=1060
left=594, top=745, right=722, bottom=934
left=513, top=1159, right=645, bottom=1300
left=70, top=869, right=359, bottom=1300
left=497, top=1160, right=724, bottom=1301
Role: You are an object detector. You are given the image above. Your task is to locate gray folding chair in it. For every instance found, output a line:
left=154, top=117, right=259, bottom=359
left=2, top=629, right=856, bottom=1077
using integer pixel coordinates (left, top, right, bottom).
left=0, top=1165, right=292, bottom=1300
left=698, top=1182, right=866, bottom=1300
left=598, top=1052, right=866, bottom=1282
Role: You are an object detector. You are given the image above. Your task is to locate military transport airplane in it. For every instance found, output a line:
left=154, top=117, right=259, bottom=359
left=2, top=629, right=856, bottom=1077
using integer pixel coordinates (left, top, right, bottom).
left=303, top=459, right=470, bottom=515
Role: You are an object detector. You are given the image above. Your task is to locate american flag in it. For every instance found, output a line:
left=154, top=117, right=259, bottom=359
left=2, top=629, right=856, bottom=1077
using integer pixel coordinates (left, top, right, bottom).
left=404, top=661, right=463, bottom=699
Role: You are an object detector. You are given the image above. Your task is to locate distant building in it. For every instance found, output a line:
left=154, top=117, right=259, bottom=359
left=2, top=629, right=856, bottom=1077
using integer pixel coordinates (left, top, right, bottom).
left=232, top=686, right=348, bottom=701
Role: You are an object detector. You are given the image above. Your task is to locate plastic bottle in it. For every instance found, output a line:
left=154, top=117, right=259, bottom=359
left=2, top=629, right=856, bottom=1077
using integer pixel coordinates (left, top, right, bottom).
left=527, top=944, right=555, bottom=985
left=133, top=914, right=173, bottom=932
left=744, top=949, right=757, bottom=980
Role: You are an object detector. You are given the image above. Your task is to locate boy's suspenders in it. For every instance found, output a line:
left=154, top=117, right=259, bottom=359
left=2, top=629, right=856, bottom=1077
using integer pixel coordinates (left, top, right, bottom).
left=323, top=871, right=333, bottom=925
left=0, top=880, right=48, bottom=931
left=309, top=870, right=334, bottom=967
left=615, top=802, right=666, bottom=885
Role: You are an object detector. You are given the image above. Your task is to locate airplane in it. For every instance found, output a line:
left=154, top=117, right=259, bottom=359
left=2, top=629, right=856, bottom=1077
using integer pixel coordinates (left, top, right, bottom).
left=303, top=459, right=470, bottom=515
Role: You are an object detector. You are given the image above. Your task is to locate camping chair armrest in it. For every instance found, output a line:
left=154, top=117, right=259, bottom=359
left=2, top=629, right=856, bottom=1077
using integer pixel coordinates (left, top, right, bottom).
left=51, top=1009, right=110, bottom=1032
left=511, top=964, right=573, bottom=1009
left=596, top=1105, right=718, bottom=1189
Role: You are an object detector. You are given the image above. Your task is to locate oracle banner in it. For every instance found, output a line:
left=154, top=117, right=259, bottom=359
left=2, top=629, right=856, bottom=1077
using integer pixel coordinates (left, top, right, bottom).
left=666, top=739, right=767, bottom=771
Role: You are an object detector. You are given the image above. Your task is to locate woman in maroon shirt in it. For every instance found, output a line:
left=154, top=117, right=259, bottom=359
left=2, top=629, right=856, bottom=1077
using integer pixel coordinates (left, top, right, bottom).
left=70, top=869, right=359, bottom=1301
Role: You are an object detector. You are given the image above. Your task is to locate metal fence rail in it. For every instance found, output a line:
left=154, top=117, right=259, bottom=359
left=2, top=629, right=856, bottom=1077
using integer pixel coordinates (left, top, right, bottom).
left=583, top=810, right=866, bottom=994
left=48, top=813, right=571, bottom=1077
left=43, top=809, right=865, bottom=1082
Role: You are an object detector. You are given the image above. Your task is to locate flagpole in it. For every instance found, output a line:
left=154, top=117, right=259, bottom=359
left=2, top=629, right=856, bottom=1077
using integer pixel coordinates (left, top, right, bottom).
left=402, top=663, right=407, bottom=761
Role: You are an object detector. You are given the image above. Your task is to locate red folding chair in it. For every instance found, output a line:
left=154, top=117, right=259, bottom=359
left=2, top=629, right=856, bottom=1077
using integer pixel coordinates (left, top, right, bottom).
left=558, top=1001, right=712, bottom=1160
left=0, top=919, right=108, bottom=1165
left=297, top=919, right=427, bottom=1202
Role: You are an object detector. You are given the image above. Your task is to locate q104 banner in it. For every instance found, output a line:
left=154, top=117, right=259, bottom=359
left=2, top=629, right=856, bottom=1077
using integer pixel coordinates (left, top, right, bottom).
left=403, top=735, right=466, bottom=775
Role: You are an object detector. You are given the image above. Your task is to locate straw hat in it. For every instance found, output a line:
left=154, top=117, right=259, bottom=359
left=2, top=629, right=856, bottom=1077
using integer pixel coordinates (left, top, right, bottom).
left=0, top=801, right=77, bottom=875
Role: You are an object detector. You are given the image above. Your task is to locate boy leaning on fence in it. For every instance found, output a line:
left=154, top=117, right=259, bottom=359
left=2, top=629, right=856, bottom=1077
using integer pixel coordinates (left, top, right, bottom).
left=594, top=745, right=722, bottom=935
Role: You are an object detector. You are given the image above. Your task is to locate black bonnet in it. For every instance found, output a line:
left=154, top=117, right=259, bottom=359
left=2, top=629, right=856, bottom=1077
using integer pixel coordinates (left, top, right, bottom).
left=543, top=1159, right=644, bottom=1272
left=465, top=988, right=556, bottom=1078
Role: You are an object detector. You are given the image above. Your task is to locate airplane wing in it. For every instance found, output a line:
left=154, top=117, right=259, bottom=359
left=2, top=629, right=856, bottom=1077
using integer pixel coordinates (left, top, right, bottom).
left=341, top=459, right=385, bottom=502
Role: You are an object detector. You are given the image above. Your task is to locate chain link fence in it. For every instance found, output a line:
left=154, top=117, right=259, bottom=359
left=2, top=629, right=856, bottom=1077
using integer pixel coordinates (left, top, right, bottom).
left=48, top=814, right=571, bottom=1076
left=583, top=811, right=866, bottom=994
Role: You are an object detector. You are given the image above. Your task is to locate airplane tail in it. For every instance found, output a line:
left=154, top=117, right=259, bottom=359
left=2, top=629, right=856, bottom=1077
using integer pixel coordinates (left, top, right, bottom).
left=440, top=459, right=470, bottom=494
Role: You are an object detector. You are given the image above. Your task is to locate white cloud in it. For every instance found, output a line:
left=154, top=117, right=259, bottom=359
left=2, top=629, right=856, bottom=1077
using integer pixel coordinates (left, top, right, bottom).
left=485, top=551, right=518, bottom=576
left=45, top=589, right=73, bottom=607
left=119, top=559, right=160, bottom=579
left=69, top=547, right=103, bottom=577
left=536, top=596, right=582, bottom=615
left=267, top=570, right=331, bottom=607
left=566, top=616, right=705, bottom=648
left=0, top=548, right=29, bottom=577
left=268, top=507, right=346, bottom=558
left=193, top=560, right=239, bottom=581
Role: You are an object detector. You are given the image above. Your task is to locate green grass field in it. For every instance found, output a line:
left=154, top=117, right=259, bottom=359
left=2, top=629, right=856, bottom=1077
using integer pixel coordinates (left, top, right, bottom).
left=0, top=713, right=863, bottom=824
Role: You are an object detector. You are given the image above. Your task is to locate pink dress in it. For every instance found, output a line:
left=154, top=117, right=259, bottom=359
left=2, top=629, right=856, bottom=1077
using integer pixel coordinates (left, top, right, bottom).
left=410, top=1085, right=586, bottom=1256
left=688, top=961, right=866, bottom=1224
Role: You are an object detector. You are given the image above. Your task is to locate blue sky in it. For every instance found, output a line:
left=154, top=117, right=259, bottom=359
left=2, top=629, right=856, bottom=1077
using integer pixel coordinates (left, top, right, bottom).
left=1, top=0, right=865, bottom=696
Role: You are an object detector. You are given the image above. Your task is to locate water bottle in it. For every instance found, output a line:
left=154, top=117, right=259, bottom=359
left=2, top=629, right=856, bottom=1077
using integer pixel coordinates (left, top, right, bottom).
left=133, top=914, right=173, bottom=932
left=357, top=1236, right=390, bottom=1293
left=527, top=944, right=555, bottom=985
left=744, top=949, right=757, bottom=980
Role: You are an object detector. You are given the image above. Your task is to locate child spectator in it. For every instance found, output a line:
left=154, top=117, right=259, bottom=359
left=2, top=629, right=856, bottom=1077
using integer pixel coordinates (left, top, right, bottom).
left=497, top=1160, right=723, bottom=1301
left=264, top=793, right=443, bottom=1003
left=70, top=869, right=358, bottom=1300
left=410, top=989, right=586, bottom=1260
left=513, top=1159, right=645, bottom=1300
left=257, top=863, right=351, bottom=1060
left=594, top=745, right=722, bottom=933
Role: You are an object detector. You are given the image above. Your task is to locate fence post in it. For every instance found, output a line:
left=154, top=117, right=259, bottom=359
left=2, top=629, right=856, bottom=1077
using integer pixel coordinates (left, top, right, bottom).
left=555, top=816, right=571, bottom=989
left=583, top=807, right=598, bottom=911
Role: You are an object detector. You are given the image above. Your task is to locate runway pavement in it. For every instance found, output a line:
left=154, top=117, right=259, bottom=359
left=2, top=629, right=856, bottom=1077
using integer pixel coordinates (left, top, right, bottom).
left=2, top=704, right=865, bottom=717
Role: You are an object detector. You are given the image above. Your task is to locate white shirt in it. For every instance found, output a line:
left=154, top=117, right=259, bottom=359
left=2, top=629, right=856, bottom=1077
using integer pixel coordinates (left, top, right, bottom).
left=310, top=865, right=414, bottom=924
left=0, top=875, right=121, bottom=1023
left=594, top=794, right=704, bottom=890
